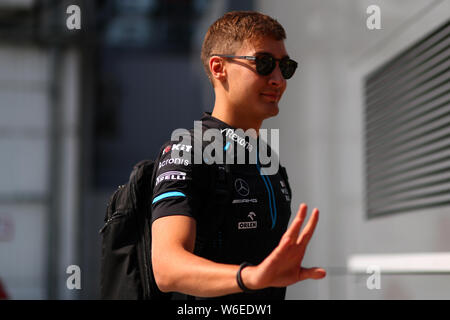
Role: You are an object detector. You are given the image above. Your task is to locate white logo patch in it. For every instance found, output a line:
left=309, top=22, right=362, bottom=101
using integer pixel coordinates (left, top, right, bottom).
left=232, top=198, right=258, bottom=204
left=238, top=221, right=257, bottom=230
left=156, top=171, right=186, bottom=186
left=158, top=158, right=189, bottom=169
left=238, top=212, right=258, bottom=230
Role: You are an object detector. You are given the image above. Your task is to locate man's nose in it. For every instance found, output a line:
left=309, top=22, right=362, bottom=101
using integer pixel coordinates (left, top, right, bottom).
left=268, top=64, right=285, bottom=87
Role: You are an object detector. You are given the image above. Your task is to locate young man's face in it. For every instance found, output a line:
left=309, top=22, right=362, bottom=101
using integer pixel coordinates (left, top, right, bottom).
left=225, top=36, right=289, bottom=121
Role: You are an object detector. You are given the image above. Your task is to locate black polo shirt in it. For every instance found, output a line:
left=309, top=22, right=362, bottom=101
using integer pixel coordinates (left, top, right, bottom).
left=151, top=112, right=293, bottom=299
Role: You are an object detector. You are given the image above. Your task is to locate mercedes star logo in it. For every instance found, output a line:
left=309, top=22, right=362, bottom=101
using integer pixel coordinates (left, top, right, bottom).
left=234, top=178, right=250, bottom=197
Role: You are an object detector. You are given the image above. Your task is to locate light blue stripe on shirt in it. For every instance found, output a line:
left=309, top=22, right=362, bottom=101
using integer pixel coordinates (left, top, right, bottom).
left=152, top=191, right=186, bottom=204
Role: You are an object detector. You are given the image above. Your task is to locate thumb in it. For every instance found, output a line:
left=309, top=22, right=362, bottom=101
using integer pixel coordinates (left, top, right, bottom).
left=298, top=267, right=327, bottom=281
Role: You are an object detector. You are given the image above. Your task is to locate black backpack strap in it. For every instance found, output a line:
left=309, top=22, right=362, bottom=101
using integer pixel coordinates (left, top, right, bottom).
left=136, top=160, right=174, bottom=300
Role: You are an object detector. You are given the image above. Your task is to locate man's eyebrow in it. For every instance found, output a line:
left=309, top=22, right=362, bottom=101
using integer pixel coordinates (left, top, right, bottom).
left=254, top=51, right=290, bottom=59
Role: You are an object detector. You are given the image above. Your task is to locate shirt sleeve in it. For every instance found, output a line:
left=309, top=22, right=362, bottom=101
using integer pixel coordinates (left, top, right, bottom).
left=150, top=138, right=202, bottom=224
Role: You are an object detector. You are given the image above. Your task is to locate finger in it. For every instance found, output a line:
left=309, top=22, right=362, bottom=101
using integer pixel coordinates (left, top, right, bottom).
left=272, top=235, right=292, bottom=259
left=296, top=208, right=319, bottom=246
left=283, top=203, right=307, bottom=241
left=298, top=267, right=327, bottom=281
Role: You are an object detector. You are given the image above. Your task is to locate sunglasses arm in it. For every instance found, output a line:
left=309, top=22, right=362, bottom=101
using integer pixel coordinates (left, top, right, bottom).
left=212, top=54, right=256, bottom=62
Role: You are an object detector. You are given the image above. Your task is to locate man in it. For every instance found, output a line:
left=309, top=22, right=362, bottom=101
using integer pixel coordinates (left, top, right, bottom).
left=151, top=11, right=326, bottom=299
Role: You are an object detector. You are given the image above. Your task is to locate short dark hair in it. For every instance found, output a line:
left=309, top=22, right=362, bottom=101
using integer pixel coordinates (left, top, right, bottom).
left=201, top=11, right=286, bottom=84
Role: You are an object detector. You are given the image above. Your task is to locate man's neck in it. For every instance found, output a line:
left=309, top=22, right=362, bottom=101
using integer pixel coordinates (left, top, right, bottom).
left=211, top=103, right=262, bottom=136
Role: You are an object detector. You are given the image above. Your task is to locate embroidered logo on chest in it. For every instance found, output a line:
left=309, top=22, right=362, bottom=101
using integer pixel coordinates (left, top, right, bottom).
left=234, top=178, right=250, bottom=196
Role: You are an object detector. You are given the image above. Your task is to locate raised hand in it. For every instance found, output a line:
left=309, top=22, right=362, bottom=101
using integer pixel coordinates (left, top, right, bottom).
left=243, top=203, right=326, bottom=289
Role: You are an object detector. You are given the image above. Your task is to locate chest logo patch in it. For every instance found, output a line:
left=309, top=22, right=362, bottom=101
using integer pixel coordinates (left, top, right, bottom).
left=234, top=178, right=250, bottom=197
left=238, top=212, right=258, bottom=230
left=156, top=171, right=186, bottom=186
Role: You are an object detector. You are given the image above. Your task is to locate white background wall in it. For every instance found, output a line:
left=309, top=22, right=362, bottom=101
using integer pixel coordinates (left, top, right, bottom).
left=257, top=0, right=450, bottom=299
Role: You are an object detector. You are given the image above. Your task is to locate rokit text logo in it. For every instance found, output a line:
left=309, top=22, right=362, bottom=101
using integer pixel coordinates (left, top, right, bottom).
left=162, top=144, right=192, bottom=155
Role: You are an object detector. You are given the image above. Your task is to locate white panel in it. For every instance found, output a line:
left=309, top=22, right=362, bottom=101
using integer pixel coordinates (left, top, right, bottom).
left=0, top=204, right=46, bottom=299
left=0, top=138, right=49, bottom=194
left=0, top=46, right=49, bottom=83
left=0, top=92, right=50, bottom=129
left=348, top=252, right=450, bottom=273
left=354, top=1, right=450, bottom=73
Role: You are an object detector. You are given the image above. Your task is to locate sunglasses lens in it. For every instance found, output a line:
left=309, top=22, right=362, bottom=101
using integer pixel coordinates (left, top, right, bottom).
left=256, top=55, right=276, bottom=76
left=256, top=55, right=298, bottom=79
left=280, top=59, right=298, bottom=79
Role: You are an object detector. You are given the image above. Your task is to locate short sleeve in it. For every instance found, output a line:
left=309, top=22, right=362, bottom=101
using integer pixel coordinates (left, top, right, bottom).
left=151, top=138, right=200, bottom=224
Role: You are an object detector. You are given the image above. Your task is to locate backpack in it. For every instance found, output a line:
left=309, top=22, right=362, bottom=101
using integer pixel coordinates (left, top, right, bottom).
left=99, top=159, right=231, bottom=300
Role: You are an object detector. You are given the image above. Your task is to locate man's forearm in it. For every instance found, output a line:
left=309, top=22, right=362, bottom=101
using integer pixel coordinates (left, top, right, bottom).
left=151, top=215, right=261, bottom=297
left=153, top=247, right=258, bottom=297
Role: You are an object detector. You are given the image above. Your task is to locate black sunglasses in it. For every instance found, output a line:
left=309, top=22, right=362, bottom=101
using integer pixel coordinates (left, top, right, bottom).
left=212, top=53, right=298, bottom=79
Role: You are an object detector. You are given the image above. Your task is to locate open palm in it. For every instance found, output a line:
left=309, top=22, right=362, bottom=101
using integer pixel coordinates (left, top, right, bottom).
left=250, top=204, right=326, bottom=288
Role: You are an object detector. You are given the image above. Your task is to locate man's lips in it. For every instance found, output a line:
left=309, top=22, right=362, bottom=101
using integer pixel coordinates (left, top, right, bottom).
left=261, top=92, right=280, bottom=101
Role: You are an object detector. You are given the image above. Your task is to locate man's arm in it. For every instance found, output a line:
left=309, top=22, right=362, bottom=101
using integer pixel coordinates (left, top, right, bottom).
left=152, top=204, right=326, bottom=297
left=152, top=215, right=242, bottom=297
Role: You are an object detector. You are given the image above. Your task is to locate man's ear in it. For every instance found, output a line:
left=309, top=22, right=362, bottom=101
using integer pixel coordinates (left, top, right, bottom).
left=209, top=56, right=227, bottom=83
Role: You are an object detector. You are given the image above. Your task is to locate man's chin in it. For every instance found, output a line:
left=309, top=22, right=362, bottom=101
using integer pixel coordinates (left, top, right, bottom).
left=262, top=103, right=279, bottom=119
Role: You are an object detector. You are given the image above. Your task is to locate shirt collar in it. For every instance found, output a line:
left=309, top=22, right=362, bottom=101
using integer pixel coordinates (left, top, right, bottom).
left=200, top=112, right=264, bottom=161
left=200, top=112, right=235, bottom=131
